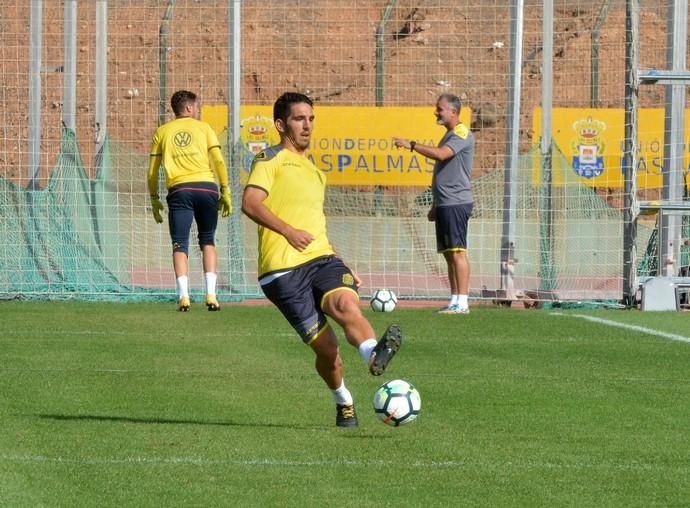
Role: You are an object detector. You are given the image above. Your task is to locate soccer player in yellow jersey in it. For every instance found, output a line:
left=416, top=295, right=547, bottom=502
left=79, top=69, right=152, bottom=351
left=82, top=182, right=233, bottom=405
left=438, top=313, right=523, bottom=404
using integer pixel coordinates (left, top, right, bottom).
left=242, top=92, right=403, bottom=428
left=147, top=90, right=233, bottom=312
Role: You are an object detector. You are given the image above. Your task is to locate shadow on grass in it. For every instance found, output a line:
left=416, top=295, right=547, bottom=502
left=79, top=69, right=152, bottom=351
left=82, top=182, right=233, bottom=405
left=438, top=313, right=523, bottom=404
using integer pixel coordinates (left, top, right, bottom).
left=36, top=413, right=320, bottom=430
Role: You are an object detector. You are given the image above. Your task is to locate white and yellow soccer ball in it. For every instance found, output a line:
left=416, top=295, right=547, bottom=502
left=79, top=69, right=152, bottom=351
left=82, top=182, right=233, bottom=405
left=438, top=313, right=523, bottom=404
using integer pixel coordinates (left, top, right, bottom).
left=373, top=379, right=421, bottom=427
left=370, top=289, right=397, bottom=312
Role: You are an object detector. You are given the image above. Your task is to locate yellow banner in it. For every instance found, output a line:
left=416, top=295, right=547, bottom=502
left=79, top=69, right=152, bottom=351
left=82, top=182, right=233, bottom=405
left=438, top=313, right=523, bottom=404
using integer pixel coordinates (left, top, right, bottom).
left=202, top=105, right=471, bottom=186
left=532, top=107, right=690, bottom=188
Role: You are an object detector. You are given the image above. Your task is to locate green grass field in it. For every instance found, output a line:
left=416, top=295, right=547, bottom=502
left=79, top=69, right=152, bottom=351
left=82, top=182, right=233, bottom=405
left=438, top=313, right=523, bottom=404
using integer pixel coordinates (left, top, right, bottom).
left=2, top=302, right=690, bottom=507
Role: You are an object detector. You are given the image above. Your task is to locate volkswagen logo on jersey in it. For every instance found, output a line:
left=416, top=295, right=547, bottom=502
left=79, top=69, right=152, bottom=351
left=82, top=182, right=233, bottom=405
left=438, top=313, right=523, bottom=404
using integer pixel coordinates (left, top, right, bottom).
left=174, top=131, right=192, bottom=148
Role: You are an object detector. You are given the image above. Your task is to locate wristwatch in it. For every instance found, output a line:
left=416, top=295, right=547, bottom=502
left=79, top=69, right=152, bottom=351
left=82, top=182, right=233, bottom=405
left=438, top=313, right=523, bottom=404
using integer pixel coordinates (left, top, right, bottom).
left=410, top=141, right=416, bottom=152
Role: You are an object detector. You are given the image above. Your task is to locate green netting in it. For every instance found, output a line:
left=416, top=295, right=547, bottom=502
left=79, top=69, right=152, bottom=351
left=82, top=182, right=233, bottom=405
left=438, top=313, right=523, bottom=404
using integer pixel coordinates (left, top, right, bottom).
left=466, top=143, right=623, bottom=303
left=1, top=129, right=126, bottom=299
left=0, top=128, right=249, bottom=301
left=637, top=209, right=690, bottom=278
left=319, top=141, right=628, bottom=303
left=2, top=130, right=676, bottom=304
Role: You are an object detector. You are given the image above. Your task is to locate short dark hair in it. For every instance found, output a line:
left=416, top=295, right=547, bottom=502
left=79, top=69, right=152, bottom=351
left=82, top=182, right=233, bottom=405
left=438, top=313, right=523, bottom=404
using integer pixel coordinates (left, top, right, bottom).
left=273, top=92, right=313, bottom=123
left=171, top=90, right=197, bottom=116
left=438, top=93, right=461, bottom=113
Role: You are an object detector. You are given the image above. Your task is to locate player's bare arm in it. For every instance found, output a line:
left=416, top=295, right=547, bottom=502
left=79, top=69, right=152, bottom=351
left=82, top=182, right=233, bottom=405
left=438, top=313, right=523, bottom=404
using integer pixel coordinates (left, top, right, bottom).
left=241, top=185, right=314, bottom=251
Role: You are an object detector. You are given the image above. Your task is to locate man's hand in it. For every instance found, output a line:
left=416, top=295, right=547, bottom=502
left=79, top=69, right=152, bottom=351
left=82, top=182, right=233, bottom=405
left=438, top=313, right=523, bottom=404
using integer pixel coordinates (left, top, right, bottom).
left=427, top=206, right=436, bottom=222
left=242, top=185, right=310, bottom=250
left=151, top=197, right=164, bottom=224
left=392, top=137, right=410, bottom=150
left=351, top=270, right=362, bottom=288
left=218, top=187, right=233, bottom=217
left=285, top=226, right=314, bottom=252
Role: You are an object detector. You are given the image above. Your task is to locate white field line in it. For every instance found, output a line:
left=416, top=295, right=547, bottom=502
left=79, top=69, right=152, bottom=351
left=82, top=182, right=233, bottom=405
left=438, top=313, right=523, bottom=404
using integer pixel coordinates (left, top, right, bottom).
left=0, top=330, right=295, bottom=339
left=0, top=368, right=233, bottom=374
left=553, top=313, right=690, bottom=344
left=0, top=453, right=677, bottom=472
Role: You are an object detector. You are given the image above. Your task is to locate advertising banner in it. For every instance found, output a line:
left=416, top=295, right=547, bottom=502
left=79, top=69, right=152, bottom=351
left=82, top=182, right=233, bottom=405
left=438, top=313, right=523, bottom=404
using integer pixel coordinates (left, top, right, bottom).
left=203, top=105, right=472, bottom=186
left=532, top=107, right=690, bottom=189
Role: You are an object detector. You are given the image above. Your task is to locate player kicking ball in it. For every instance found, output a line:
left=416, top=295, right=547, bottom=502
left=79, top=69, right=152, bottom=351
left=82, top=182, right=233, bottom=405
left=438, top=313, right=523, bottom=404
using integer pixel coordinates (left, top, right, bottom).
left=241, top=92, right=402, bottom=428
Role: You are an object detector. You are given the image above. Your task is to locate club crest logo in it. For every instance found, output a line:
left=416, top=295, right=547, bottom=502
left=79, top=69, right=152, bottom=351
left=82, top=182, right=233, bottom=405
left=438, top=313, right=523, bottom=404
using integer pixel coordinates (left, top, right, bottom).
left=174, top=130, right=192, bottom=148
left=342, top=273, right=354, bottom=286
left=571, top=116, right=606, bottom=179
left=240, top=114, right=279, bottom=171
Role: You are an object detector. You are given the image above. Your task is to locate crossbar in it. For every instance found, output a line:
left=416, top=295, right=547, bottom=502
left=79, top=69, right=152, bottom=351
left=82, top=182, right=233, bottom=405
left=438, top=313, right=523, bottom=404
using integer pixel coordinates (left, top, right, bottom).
left=639, top=276, right=690, bottom=287
left=638, top=200, right=690, bottom=213
left=639, top=69, right=690, bottom=84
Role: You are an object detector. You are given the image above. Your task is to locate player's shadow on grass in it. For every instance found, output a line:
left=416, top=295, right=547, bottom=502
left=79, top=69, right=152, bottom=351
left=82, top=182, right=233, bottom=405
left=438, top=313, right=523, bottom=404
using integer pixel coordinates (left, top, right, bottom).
left=37, top=413, right=319, bottom=430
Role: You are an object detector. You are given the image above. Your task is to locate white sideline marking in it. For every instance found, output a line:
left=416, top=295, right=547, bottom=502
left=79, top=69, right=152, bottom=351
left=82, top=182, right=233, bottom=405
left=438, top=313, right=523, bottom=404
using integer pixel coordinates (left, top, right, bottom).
left=1, top=330, right=295, bottom=339
left=0, top=454, right=672, bottom=471
left=554, top=313, right=690, bottom=344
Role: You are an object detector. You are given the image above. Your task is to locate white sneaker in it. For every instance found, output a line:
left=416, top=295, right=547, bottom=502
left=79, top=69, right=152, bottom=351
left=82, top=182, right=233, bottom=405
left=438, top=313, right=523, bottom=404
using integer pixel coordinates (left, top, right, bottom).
left=437, top=304, right=469, bottom=315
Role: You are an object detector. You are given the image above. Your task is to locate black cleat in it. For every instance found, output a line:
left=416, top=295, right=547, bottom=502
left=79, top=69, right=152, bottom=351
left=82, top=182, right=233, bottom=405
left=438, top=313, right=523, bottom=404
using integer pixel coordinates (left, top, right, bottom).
left=368, top=324, right=402, bottom=376
left=335, top=403, right=359, bottom=428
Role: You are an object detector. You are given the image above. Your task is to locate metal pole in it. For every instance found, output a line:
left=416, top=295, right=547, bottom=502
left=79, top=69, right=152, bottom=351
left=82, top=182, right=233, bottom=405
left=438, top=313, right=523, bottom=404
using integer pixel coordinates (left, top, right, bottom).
left=622, top=0, right=639, bottom=307
left=95, top=0, right=108, bottom=154
left=660, top=0, right=688, bottom=277
left=28, top=0, right=42, bottom=187
left=375, top=0, right=397, bottom=106
left=541, top=0, right=553, bottom=150
left=63, top=0, right=77, bottom=131
left=591, top=0, right=612, bottom=107
left=499, top=0, right=524, bottom=298
left=225, top=0, right=248, bottom=295
left=539, top=0, right=554, bottom=291
left=159, top=1, right=175, bottom=126
left=229, top=0, right=241, bottom=155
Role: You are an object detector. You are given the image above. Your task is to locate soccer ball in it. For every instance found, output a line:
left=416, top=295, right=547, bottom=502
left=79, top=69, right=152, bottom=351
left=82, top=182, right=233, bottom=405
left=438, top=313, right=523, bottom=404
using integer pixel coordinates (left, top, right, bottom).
left=370, top=289, right=397, bottom=312
left=373, top=379, right=421, bottom=427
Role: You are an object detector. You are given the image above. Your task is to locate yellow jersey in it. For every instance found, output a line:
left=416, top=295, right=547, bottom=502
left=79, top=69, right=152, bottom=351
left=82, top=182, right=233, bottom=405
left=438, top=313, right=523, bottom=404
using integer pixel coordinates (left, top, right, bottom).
left=247, top=145, right=334, bottom=277
left=149, top=117, right=221, bottom=189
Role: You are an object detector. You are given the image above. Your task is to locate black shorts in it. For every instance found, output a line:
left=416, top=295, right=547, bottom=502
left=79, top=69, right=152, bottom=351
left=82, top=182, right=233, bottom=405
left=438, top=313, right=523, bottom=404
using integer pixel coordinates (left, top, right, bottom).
left=166, top=182, right=219, bottom=254
left=260, top=256, right=359, bottom=344
left=435, top=203, right=473, bottom=253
